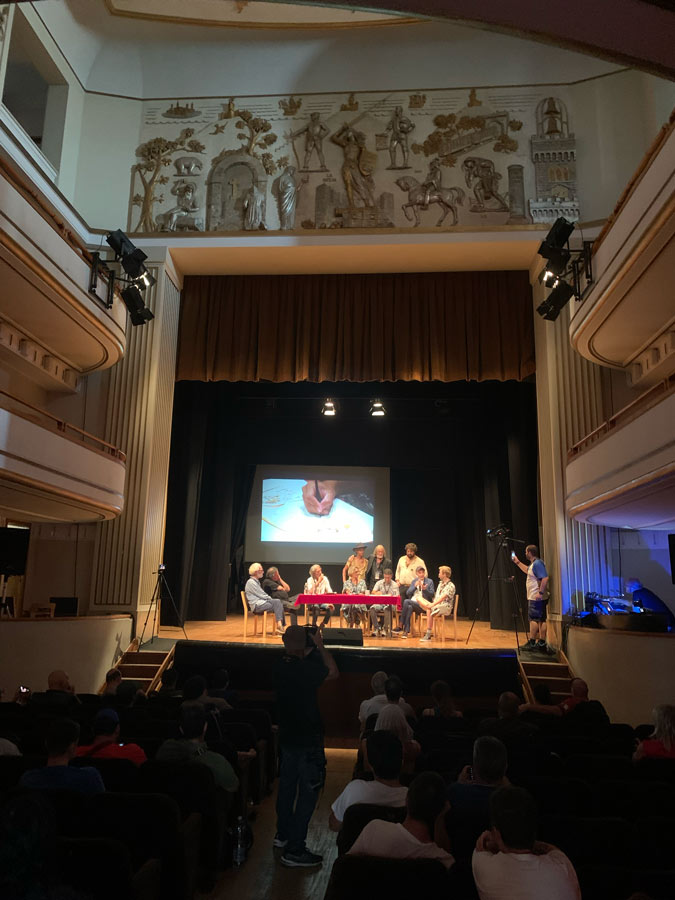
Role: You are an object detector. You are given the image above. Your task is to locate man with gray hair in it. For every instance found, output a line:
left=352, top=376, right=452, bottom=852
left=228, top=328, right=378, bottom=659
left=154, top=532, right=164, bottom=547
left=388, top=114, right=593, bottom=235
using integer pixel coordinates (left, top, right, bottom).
left=245, top=562, right=286, bottom=635
left=358, top=671, right=414, bottom=729
left=303, top=564, right=334, bottom=628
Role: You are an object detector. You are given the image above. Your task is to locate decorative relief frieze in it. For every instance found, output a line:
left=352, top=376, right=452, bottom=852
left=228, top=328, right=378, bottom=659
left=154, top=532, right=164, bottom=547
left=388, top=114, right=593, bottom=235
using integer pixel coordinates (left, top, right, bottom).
left=129, top=86, right=580, bottom=234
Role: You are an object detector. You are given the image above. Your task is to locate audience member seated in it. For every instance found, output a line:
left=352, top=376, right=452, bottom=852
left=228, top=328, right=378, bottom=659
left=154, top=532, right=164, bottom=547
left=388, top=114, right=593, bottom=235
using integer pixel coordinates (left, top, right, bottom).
left=156, top=666, right=182, bottom=699
left=208, top=668, right=238, bottom=707
left=246, top=562, right=286, bottom=635
left=182, top=674, right=231, bottom=711
left=374, top=686, right=420, bottom=771
left=156, top=704, right=239, bottom=792
left=19, top=718, right=105, bottom=794
left=472, top=785, right=581, bottom=900
left=75, top=708, right=147, bottom=765
left=633, top=704, right=675, bottom=761
left=478, top=693, right=538, bottom=742
left=0, top=737, right=21, bottom=756
left=341, top=571, right=368, bottom=628
left=448, top=736, right=509, bottom=819
left=103, top=668, right=122, bottom=696
left=36, top=670, right=81, bottom=715
left=348, top=771, right=454, bottom=869
left=329, top=732, right=408, bottom=832
left=422, top=680, right=464, bottom=719
left=112, top=680, right=147, bottom=708
left=358, top=673, right=414, bottom=730
left=519, top=677, right=609, bottom=727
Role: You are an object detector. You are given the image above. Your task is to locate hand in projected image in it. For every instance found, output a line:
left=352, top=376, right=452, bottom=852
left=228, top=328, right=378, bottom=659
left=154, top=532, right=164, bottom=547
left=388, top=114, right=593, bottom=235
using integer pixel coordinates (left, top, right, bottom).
left=302, top=480, right=338, bottom=516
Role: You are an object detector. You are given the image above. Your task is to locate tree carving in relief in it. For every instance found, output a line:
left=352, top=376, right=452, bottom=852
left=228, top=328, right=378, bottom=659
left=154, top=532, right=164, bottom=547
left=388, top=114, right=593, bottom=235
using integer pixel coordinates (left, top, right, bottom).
left=132, top=128, right=205, bottom=232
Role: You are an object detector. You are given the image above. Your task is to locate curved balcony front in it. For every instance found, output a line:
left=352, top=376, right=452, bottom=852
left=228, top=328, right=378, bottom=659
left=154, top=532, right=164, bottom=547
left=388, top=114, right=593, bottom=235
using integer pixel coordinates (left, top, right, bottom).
left=0, top=394, right=125, bottom=522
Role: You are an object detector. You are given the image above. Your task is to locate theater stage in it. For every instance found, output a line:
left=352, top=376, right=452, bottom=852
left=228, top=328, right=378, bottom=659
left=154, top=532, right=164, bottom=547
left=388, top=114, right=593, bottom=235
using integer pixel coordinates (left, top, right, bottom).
left=158, top=617, right=523, bottom=739
left=158, top=615, right=518, bottom=651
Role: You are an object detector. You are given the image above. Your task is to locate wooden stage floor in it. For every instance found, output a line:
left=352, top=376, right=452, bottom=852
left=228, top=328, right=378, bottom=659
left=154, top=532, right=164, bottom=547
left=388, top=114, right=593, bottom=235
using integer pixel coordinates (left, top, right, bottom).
left=159, top=614, right=519, bottom=651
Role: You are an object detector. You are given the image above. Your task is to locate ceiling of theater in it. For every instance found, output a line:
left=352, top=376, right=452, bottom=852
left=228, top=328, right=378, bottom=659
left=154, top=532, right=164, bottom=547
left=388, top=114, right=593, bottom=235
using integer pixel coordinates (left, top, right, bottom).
left=104, top=0, right=417, bottom=28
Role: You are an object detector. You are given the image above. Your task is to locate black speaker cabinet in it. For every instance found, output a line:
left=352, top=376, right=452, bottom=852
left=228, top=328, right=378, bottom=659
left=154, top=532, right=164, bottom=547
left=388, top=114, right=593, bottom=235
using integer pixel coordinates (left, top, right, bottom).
left=322, top=627, right=364, bottom=647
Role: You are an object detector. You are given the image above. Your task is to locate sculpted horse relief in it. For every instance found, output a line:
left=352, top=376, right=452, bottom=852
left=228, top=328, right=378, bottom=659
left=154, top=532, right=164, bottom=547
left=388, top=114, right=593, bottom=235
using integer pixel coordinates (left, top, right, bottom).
left=395, top=175, right=465, bottom=227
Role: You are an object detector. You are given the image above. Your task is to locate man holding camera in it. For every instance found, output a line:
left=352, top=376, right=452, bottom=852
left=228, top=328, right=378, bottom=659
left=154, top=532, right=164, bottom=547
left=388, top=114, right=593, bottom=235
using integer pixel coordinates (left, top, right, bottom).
left=275, top=624, right=339, bottom=868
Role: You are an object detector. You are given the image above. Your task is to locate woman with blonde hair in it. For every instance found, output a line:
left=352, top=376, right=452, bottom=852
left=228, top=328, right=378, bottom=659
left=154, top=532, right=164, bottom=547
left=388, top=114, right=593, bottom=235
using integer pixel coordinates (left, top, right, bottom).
left=633, top=704, right=675, bottom=760
left=420, top=565, right=456, bottom=643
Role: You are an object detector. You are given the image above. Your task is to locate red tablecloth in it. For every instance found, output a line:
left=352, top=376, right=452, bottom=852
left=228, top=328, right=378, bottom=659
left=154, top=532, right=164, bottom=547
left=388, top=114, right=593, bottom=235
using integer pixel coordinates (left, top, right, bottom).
left=295, top=593, right=400, bottom=608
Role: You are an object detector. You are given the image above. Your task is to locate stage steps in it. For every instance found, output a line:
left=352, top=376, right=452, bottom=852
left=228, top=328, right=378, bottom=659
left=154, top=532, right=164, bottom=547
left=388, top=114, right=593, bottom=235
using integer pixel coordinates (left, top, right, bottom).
left=99, top=640, right=175, bottom=694
left=519, top=655, right=575, bottom=704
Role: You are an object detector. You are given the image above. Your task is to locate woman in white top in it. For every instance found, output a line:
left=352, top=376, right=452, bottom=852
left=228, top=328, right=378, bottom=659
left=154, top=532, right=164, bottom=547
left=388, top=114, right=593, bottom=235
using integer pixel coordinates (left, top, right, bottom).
left=420, top=565, right=456, bottom=642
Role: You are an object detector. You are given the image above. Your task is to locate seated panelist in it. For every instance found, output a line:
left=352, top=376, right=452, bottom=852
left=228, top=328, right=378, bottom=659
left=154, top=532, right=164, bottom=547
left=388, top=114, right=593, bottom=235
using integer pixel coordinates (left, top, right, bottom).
left=262, top=566, right=299, bottom=621
left=341, top=570, right=368, bottom=628
left=370, top=567, right=398, bottom=636
left=304, top=563, right=334, bottom=628
left=398, top=566, right=434, bottom=638
left=245, top=562, right=285, bottom=636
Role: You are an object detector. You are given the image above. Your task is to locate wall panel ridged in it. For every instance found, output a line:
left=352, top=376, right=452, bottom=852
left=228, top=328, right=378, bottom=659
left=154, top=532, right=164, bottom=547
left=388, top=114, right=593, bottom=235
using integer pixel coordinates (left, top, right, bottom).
left=89, top=268, right=180, bottom=625
left=534, top=284, right=616, bottom=618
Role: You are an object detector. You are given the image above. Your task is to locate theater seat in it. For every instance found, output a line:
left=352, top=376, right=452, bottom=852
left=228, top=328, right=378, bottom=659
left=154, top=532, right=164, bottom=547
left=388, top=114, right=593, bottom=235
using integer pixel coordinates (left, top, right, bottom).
left=51, top=836, right=161, bottom=900
left=337, top=804, right=407, bottom=855
left=513, top=775, right=591, bottom=816
left=538, top=815, right=628, bottom=867
left=71, top=756, right=140, bottom=792
left=325, top=855, right=449, bottom=900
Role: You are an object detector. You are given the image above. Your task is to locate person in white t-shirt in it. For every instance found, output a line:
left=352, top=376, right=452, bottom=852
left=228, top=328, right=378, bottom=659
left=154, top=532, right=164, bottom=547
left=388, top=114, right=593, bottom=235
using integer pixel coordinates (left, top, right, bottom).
left=329, top=731, right=407, bottom=831
left=348, top=771, right=454, bottom=869
left=472, top=785, right=580, bottom=900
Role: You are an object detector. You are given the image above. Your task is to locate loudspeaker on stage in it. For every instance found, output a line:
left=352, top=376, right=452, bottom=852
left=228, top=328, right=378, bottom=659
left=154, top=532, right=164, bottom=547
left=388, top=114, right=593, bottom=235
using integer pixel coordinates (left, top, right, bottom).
left=322, top=627, right=364, bottom=647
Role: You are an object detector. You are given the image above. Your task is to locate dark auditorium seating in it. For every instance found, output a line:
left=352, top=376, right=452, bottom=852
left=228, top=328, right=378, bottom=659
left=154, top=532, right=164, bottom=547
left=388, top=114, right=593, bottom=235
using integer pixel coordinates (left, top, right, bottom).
left=538, top=814, right=628, bottom=868
left=563, top=752, right=634, bottom=782
left=592, top=779, right=675, bottom=820
left=513, top=774, right=592, bottom=816
left=336, top=803, right=407, bottom=855
left=71, top=756, right=141, bottom=792
left=324, top=855, right=450, bottom=900
left=51, top=835, right=161, bottom=900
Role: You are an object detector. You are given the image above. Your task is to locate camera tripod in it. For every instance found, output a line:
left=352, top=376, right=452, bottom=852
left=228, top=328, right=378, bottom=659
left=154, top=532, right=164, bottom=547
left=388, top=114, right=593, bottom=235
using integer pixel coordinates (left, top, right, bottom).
left=139, top=564, right=188, bottom=646
left=466, top=533, right=528, bottom=649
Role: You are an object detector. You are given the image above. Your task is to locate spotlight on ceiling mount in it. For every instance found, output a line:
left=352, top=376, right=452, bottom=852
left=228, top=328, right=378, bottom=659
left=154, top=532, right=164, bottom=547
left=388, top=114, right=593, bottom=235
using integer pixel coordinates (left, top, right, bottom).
left=105, top=229, right=155, bottom=286
left=536, top=217, right=594, bottom=323
left=369, top=399, right=386, bottom=417
left=537, top=216, right=575, bottom=259
left=321, top=399, right=336, bottom=417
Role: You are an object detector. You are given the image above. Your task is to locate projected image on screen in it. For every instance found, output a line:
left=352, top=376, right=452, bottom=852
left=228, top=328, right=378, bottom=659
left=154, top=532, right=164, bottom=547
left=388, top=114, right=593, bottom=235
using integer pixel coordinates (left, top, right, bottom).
left=261, top=477, right=374, bottom=544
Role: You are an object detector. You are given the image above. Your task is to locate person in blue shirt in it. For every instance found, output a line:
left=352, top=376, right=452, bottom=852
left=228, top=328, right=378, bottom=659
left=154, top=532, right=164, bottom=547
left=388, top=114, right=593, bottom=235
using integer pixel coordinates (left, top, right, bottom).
left=19, top=718, right=105, bottom=795
left=512, top=544, right=549, bottom=650
left=398, top=566, right=434, bottom=638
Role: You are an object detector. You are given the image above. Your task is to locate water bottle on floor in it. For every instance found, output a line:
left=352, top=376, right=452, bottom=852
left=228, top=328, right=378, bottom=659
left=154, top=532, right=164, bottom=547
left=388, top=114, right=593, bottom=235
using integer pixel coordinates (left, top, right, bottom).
left=233, top=815, right=247, bottom=867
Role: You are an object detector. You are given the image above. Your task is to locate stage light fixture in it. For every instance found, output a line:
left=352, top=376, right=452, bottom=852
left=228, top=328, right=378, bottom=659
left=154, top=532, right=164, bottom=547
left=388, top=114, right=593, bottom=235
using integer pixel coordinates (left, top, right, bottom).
left=321, top=399, right=336, bottom=416
left=536, top=280, right=574, bottom=321
left=369, top=400, right=386, bottom=417
left=538, top=246, right=571, bottom=286
left=537, top=216, right=575, bottom=260
left=105, top=229, right=153, bottom=285
left=120, top=285, right=154, bottom=326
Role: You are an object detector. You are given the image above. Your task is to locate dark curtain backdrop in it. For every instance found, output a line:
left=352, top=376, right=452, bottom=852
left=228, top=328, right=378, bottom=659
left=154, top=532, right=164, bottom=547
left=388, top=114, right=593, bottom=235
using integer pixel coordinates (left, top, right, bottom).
left=176, top=271, right=535, bottom=384
left=162, top=381, right=539, bottom=629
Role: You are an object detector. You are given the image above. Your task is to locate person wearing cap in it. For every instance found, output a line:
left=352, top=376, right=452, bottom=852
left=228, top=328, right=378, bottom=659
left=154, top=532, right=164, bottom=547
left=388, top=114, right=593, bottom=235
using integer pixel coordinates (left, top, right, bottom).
left=342, top=543, right=368, bottom=584
left=275, top=624, right=338, bottom=869
left=75, top=708, right=147, bottom=766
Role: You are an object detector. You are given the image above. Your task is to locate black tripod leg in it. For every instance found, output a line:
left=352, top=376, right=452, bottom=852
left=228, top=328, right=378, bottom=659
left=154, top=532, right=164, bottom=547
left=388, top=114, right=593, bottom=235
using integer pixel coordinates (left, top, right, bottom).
left=139, top=579, right=160, bottom=647
left=466, top=537, right=506, bottom=645
left=160, top=573, right=189, bottom=641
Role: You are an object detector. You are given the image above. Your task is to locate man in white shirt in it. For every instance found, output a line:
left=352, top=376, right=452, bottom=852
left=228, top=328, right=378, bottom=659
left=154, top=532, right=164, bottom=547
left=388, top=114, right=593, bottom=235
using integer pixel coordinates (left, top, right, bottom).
left=304, top=563, right=335, bottom=628
left=329, top=731, right=407, bottom=831
left=348, top=771, right=454, bottom=869
left=472, top=785, right=581, bottom=900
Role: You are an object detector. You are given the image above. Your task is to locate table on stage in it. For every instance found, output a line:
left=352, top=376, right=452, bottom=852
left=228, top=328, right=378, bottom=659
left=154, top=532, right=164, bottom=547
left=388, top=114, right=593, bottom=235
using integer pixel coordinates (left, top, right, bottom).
left=294, top=593, right=401, bottom=635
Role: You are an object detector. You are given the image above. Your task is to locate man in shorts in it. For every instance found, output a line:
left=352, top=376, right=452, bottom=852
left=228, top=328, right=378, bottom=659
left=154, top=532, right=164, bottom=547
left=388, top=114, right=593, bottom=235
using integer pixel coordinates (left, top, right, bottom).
left=512, top=544, right=549, bottom=651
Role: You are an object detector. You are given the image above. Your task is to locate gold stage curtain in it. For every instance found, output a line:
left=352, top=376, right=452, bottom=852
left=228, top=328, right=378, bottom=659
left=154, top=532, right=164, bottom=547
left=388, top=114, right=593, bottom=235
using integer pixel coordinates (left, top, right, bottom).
left=176, top=271, right=535, bottom=383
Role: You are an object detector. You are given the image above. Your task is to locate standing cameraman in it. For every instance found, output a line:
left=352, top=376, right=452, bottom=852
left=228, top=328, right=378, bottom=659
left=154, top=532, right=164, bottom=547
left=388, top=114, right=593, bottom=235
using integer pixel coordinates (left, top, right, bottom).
left=512, top=544, right=549, bottom=651
left=275, top=625, right=338, bottom=868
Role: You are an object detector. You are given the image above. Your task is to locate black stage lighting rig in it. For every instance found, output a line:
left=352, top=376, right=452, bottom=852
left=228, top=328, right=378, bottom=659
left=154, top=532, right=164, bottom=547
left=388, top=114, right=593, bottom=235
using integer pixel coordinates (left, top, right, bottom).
left=536, top=217, right=593, bottom=323
left=88, top=230, right=155, bottom=325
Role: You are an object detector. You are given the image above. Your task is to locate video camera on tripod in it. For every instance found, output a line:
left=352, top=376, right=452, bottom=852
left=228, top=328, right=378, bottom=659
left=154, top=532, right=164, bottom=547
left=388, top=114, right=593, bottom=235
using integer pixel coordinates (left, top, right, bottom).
left=486, top=524, right=511, bottom=540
